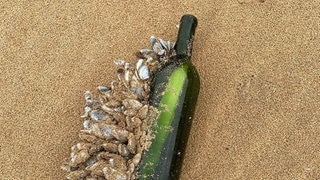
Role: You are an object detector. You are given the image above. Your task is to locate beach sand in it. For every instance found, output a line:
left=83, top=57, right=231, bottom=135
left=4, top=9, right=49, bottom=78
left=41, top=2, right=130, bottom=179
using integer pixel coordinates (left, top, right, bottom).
left=1, top=0, right=319, bottom=179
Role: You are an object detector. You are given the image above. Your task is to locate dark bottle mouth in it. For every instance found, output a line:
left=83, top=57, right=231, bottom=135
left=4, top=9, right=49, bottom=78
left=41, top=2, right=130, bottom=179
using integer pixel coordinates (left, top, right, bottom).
left=175, top=14, right=198, bottom=59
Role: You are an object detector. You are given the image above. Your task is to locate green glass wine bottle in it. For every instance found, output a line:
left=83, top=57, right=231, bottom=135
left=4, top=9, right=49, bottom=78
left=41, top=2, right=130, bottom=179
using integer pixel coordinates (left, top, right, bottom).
left=138, top=15, right=200, bottom=180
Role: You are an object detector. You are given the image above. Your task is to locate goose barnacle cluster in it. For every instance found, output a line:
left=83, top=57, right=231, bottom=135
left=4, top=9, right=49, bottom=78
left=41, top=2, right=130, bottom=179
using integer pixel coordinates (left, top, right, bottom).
left=62, top=36, right=175, bottom=180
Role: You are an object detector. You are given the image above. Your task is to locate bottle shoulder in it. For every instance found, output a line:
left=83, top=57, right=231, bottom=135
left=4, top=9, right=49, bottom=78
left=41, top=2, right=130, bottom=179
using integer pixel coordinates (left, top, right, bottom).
left=149, top=57, right=200, bottom=106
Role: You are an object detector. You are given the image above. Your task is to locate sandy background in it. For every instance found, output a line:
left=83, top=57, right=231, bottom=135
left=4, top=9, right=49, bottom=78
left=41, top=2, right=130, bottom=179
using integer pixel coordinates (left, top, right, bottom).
left=1, top=0, right=320, bottom=179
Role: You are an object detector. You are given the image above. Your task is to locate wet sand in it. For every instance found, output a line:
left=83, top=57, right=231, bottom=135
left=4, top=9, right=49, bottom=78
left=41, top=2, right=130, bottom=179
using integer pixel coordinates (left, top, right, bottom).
left=1, top=1, right=320, bottom=179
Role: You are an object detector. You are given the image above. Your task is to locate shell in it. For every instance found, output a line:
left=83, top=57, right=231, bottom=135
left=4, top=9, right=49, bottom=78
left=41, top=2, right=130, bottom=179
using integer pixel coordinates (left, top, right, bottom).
left=136, top=59, right=144, bottom=70
left=69, top=149, right=90, bottom=167
left=122, top=99, right=143, bottom=110
left=98, top=152, right=127, bottom=171
left=151, top=37, right=163, bottom=53
left=118, top=144, right=130, bottom=157
left=127, top=162, right=135, bottom=177
left=110, top=127, right=129, bottom=142
left=124, top=109, right=137, bottom=117
left=81, top=106, right=92, bottom=118
left=124, top=69, right=131, bottom=82
left=138, top=65, right=149, bottom=80
left=139, top=48, right=155, bottom=56
left=103, top=166, right=127, bottom=180
left=89, top=110, right=107, bottom=121
left=86, top=160, right=108, bottom=176
left=83, top=120, right=92, bottom=129
left=159, top=38, right=169, bottom=50
left=136, top=105, right=149, bottom=119
left=132, top=153, right=141, bottom=166
left=84, top=91, right=93, bottom=103
left=79, top=132, right=105, bottom=144
left=117, top=68, right=125, bottom=81
left=114, top=59, right=125, bottom=66
left=97, top=85, right=111, bottom=93
left=127, top=133, right=137, bottom=154
left=102, top=143, right=118, bottom=153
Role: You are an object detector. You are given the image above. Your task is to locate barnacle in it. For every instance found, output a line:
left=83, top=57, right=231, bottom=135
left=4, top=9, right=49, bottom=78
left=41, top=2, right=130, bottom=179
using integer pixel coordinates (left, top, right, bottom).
left=62, top=36, right=175, bottom=180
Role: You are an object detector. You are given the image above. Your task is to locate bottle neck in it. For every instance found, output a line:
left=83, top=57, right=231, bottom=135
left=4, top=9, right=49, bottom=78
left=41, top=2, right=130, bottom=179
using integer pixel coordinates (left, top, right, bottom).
left=175, top=15, right=198, bottom=59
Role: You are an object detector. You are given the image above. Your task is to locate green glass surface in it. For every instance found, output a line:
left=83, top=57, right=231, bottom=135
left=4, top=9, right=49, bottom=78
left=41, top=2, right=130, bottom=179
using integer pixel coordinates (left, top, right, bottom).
left=138, top=14, right=200, bottom=180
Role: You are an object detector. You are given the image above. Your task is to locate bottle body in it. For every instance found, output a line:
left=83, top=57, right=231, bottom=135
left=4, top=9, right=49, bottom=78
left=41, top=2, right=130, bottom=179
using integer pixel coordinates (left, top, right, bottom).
left=138, top=14, right=199, bottom=180
left=138, top=57, right=200, bottom=179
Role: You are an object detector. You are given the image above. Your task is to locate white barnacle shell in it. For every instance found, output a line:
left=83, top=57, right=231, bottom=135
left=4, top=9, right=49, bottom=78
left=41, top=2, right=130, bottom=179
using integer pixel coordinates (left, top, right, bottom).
left=83, top=124, right=114, bottom=139
left=98, top=85, right=111, bottom=93
left=153, top=41, right=162, bottom=52
left=169, top=41, right=175, bottom=50
left=109, top=158, right=115, bottom=167
left=159, top=38, right=169, bottom=50
left=153, top=43, right=163, bottom=54
left=150, top=36, right=157, bottom=47
left=117, top=68, right=125, bottom=81
left=150, top=36, right=161, bottom=50
left=140, top=48, right=154, bottom=55
left=86, top=160, right=108, bottom=176
left=150, top=36, right=169, bottom=56
left=83, top=120, right=92, bottom=129
left=70, top=150, right=90, bottom=166
left=114, top=59, right=125, bottom=66
left=84, top=91, right=93, bottom=104
left=158, top=49, right=166, bottom=56
left=102, top=125, right=112, bottom=138
left=81, top=106, right=92, bottom=118
left=132, top=153, right=141, bottom=166
left=124, top=62, right=132, bottom=70
left=118, top=144, right=130, bottom=157
left=101, top=104, right=113, bottom=112
left=138, top=65, right=149, bottom=80
left=136, top=59, right=144, bottom=71
left=146, top=57, right=153, bottom=63
left=134, top=87, right=143, bottom=98
left=110, top=127, right=129, bottom=142
left=85, top=157, right=97, bottom=166
left=124, top=69, right=131, bottom=82
left=135, top=59, right=149, bottom=80
left=127, top=133, right=137, bottom=154
left=90, top=110, right=107, bottom=121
